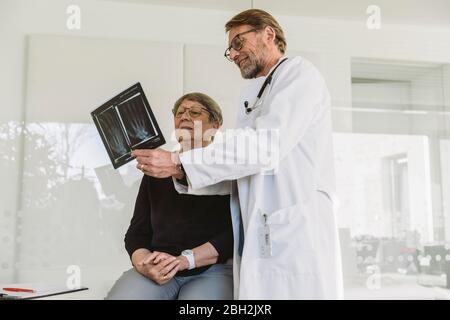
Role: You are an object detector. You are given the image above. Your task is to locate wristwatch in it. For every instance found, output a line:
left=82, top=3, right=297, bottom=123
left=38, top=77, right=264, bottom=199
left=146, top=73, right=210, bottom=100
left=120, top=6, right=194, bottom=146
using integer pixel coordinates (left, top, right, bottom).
left=181, top=249, right=195, bottom=270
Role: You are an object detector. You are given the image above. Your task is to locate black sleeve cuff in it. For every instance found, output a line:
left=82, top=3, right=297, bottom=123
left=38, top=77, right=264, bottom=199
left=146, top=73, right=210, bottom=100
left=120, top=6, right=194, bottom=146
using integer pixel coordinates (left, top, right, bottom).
left=124, top=235, right=152, bottom=261
left=209, top=228, right=233, bottom=263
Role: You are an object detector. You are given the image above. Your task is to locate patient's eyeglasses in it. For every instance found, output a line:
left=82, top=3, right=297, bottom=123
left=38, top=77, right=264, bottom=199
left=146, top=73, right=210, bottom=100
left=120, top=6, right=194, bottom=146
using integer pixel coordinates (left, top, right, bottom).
left=224, top=28, right=257, bottom=62
left=173, top=106, right=210, bottom=119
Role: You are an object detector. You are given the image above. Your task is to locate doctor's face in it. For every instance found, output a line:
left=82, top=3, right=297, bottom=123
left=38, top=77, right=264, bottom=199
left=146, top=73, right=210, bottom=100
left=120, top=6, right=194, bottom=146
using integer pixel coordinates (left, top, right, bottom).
left=227, top=25, right=269, bottom=79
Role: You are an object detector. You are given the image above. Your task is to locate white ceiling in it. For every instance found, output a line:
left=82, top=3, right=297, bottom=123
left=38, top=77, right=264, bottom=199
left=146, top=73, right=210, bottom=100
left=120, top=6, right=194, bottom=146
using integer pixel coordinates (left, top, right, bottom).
left=105, top=0, right=450, bottom=29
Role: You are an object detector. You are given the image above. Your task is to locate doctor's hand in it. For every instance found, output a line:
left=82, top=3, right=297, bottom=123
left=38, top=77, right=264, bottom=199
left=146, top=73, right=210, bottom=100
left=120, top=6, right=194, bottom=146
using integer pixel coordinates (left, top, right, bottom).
left=132, top=149, right=184, bottom=179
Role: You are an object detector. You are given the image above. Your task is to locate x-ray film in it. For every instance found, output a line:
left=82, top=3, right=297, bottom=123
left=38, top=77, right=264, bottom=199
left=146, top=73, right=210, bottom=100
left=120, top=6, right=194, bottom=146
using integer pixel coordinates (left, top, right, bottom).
left=91, top=82, right=165, bottom=169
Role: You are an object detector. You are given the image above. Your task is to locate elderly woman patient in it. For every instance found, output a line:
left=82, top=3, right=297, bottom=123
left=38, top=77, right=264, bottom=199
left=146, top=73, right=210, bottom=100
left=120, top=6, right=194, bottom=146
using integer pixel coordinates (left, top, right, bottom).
left=106, top=93, right=233, bottom=300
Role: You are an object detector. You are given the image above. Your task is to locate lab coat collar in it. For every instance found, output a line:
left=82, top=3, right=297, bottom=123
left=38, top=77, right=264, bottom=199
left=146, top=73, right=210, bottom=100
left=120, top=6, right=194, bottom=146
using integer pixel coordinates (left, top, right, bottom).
left=253, top=55, right=287, bottom=80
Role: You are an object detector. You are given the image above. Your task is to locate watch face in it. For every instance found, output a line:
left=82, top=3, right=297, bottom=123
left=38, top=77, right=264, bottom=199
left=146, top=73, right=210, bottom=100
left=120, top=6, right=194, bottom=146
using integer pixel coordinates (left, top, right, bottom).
left=181, top=250, right=195, bottom=270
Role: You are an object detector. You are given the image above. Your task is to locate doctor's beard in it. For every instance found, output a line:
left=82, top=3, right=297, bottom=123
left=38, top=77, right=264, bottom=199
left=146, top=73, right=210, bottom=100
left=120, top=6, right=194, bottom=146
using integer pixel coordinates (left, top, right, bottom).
left=239, top=41, right=268, bottom=79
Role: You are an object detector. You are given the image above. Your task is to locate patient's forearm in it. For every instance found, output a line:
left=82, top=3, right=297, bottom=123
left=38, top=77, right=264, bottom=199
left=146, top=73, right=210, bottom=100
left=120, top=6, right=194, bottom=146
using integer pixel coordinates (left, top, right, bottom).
left=192, top=242, right=219, bottom=267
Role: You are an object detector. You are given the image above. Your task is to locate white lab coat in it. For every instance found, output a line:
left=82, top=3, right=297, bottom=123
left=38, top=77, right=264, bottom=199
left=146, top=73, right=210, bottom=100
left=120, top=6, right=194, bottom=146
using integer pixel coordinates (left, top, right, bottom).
left=174, top=56, right=343, bottom=299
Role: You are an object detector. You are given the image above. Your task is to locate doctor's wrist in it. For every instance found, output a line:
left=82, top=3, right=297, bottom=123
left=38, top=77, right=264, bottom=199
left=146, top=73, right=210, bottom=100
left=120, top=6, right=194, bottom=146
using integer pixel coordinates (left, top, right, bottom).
left=172, top=164, right=185, bottom=180
left=171, top=151, right=185, bottom=180
left=173, top=162, right=186, bottom=182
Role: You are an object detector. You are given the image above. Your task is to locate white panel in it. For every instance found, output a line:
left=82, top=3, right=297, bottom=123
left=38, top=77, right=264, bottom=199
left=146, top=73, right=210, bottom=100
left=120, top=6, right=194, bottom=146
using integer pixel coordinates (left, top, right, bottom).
left=184, top=44, right=247, bottom=129
left=26, top=35, right=183, bottom=145
left=15, top=35, right=184, bottom=298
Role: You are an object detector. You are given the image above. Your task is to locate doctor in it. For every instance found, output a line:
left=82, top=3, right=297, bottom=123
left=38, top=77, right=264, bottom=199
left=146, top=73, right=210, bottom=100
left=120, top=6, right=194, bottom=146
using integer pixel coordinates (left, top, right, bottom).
left=133, top=9, right=343, bottom=299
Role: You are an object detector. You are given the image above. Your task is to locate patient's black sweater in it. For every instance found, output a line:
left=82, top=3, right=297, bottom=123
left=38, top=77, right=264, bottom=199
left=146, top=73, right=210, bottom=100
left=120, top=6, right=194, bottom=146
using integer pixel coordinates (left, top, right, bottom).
left=124, top=175, right=233, bottom=277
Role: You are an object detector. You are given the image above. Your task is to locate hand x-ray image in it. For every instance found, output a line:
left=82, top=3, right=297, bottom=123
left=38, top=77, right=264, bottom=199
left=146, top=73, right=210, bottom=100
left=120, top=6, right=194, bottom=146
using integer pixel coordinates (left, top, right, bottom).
left=117, top=94, right=157, bottom=147
left=91, top=82, right=165, bottom=169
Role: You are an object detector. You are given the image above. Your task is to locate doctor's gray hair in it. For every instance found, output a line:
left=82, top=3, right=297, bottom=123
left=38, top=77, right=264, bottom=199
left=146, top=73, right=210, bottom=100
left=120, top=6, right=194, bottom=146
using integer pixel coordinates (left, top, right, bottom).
left=172, top=92, right=223, bottom=126
left=225, top=9, right=287, bottom=54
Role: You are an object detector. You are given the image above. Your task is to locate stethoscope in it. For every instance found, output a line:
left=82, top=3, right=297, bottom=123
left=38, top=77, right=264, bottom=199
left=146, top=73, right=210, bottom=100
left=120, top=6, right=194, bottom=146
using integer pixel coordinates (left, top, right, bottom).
left=244, top=57, right=288, bottom=115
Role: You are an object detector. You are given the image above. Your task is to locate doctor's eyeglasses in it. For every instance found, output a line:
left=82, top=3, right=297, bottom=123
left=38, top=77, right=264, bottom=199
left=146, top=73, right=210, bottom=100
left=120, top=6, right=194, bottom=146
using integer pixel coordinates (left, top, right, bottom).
left=224, top=28, right=257, bottom=61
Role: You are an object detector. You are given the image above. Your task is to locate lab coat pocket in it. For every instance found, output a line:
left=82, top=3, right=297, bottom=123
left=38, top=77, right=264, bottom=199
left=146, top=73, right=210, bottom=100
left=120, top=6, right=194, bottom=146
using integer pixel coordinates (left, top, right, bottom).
left=264, top=204, right=305, bottom=253
left=316, top=189, right=333, bottom=204
left=256, top=204, right=313, bottom=275
left=264, top=204, right=296, bottom=225
left=316, top=188, right=338, bottom=216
